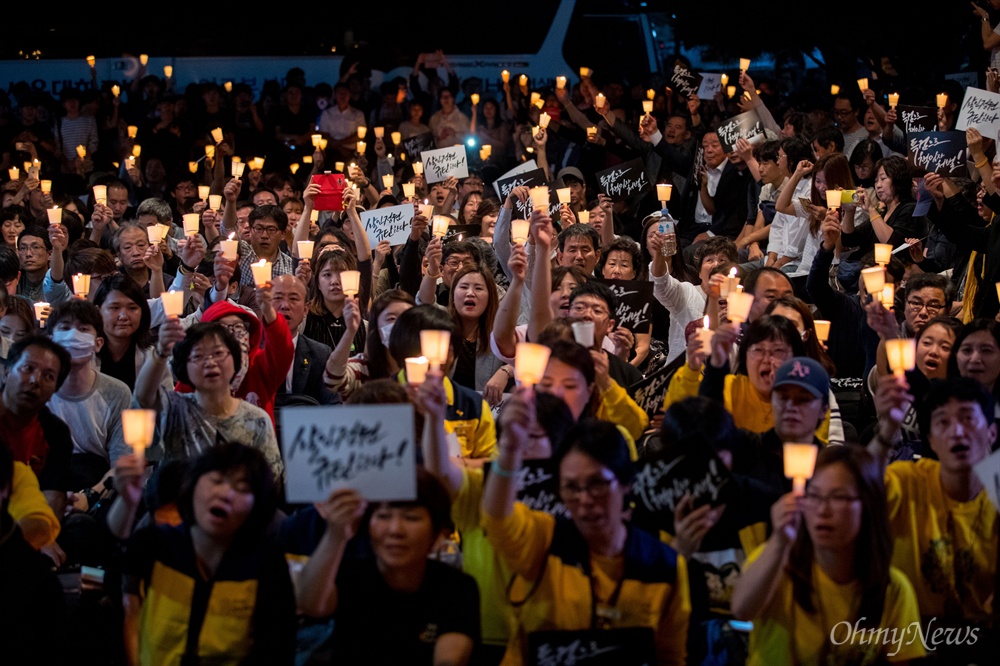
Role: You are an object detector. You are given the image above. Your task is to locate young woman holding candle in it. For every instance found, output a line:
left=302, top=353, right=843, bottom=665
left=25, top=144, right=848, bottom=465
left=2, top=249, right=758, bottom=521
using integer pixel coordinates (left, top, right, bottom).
left=731, top=445, right=924, bottom=664
left=304, top=249, right=368, bottom=355
left=93, top=274, right=153, bottom=390
left=448, top=264, right=508, bottom=403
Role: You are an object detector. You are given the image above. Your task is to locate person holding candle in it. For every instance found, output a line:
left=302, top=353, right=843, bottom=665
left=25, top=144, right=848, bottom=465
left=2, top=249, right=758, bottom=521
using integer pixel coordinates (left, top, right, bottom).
left=868, top=376, right=997, bottom=660
left=110, top=442, right=295, bottom=665
left=110, top=222, right=171, bottom=299
left=15, top=226, right=52, bottom=303
left=54, top=88, right=98, bottom=177
left=93, top=275, right=155, bottom=389
left=304, top=249, right=369, bottom=356
left=731, top=445, right=924, bottom=664
left=234, top=204, right=295, bottom=283
left=481, top=412, right=690, bottom=665
left=447, top=264, right=508, bottom=403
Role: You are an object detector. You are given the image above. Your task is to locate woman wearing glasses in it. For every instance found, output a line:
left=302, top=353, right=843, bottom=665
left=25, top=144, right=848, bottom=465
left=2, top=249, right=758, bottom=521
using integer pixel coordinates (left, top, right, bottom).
left=482, top=408, right=690, bottom=665
left=133, top=318, right=282, bottom=480
left=732, top=445, right=924, bottom=664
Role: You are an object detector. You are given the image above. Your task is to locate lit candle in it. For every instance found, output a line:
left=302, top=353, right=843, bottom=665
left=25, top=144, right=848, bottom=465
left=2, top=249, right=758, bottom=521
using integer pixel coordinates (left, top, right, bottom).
left=163, top=65, right=172, bottom=78
left=860, top=266, right=886, bottom=296
left=198, top=185, right=210, bottom=201
left=188, top=161, right=199, bottom=173
left=356, top=141, right=366, bottom=154
left=289, top=163, right=300, bottom=174
left=46, top=207, right=61, bottom=225
left=530, top=92, right=541, bottom=107
left=514, top=342, right=551, bottom=388
left=888, top=92, right=899, bottom=108
left=726, top=291, right=755, bottom=323
left=374, top=127, right=385, bottom=139
left=319, top=138, right=328, bottom=151
left=696, top=315, right=714, bottom=354
left=232, top=160, right=245, bottom=178
left=501, top=69, right=510, bottom=83
left=578, top=210, right=590, bottom=225
left=209, top=194, right=222, bottom=211
left=310, top=210, right=319, bottom=223
left=357, top=126, right=367, bottom=139
left=33, top=302, right=50, bottom=328
left=511, top=218, right=530, bottom=245
left=182, top=214, right=200, bottom=237
left=586, top=126, right=597, bottom=139
left=830, top=84, right=840, bottom=95
left=75, top=145, right=87, bottom=159
left=656, top=183, right=673, bottom=205
left=739, top=58, right=751, bottom=71
left=40, top=180, right=53, bottom=194
left=224, top=81, right=233, bottom=93
left=126, top=124, right=139, bottom=139
left=556, top=76, right=567, bottom=90
left=885, top=338, right=917, bottom=377
left=86, top=55, right=95, bottom=68
left=519, top=74, right=528, bottom=87
left=595, top=93, right=606, bottom=110
left=205, top=145, right=215, bottom=158
left=880, top=283, right=896, bottom=309
left=720, top=266, right=740, bottom=298
left=529, top=186, right=550, bottom=211
left=340, top=269, right=361, bottom=297
left=579, top=67, right=591, bottom=78
left=538, top=111, right=551, bottom=129
left=146, top=225, right=160, bottom=243
left=335, top=161, right=345, bottom=172
left=72, top=273, right=91, bottom=298
left=642, top=100, right=653, bottom=114
left=783, top=443, right=818, bottom=495
left=8, top=167, right=18, bottom=180
left=420, top=329, right=451, bottom=371
left=402, top=182, right=416, bottom=199
left=727, top=85, right=737, bottom=98
left=405, top=357, right=429, bottom=384
left=874, top=243, right=892, bottom=266
left=162, top=290, right=184, bottom=317
left=297, top=240, right=314, bottom=260
left=250, top=157, right=264, bottom=171
left=418, top=201, right=434, bottom=219
left=572, top=320, right=595, bottom=347
left=131, top=145, right=142, bottom=158
left=378, top=174, right=392, bottom=190
left=412, top=162, right=424, bottom=176
left=431, top=216, right=451, bottom=237
left=250, top=259, right=272, bottom=287
left=311, top=133, right=322, bottom=147
left=936, top=93, right=948, bottom=109
left=302, top=156, right=313, bottom=164
left=211, top=127, right=223, bottom=144
left=857, top=78, right=868, bottom=91
left=220, top=233, right=239, bottom=260
left=720, top=73, right=729, bottom=86
left=111, top=85, right=120, bottom=97
left=139, top=54, right=148, bottom=66
left=121, top=409, right=156, bottom=468
left=556, top=188, right=571, bottom=205
left=481, top=144, right=492, bottom=158
left=826, top=190, right=841, bottom=209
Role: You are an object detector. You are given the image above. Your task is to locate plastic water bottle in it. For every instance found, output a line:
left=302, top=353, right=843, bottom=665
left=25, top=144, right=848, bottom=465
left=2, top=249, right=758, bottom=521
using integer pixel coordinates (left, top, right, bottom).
left=658, top=209, right=677, bottom=257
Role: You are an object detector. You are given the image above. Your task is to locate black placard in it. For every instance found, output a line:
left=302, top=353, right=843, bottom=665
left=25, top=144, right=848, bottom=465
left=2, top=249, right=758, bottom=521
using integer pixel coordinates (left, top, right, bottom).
left=596, top=279, right=653, bottom=332
left=631, top=447, right=735, bottom=530
left=595, top=159, right=650, bottom=200
left=896, top=105, right=937, bottom=135
left=629, top=362, right=673, bottom=418
left=401, top=131, right=435, bottom=163
left=496, top=168, right=549, bottom=219
left=484, top=459, right=569, bottom=518
left=906, top=131, right=967, bottom=177
left=527, top=627, right=656, bottom=666
left=666, top=58, right=703, bottom=100
left=714, top=109, right=764, bottom=153
left=443, top=224, right=481, bottom=243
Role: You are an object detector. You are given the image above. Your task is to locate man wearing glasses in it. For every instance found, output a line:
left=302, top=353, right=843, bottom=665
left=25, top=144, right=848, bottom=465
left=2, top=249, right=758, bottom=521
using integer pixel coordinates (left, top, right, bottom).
left=567, top=281, right=642, bottom=395
left=236, top=204, right=294, bottom=283
left=832, top=93, right=868, bottom=160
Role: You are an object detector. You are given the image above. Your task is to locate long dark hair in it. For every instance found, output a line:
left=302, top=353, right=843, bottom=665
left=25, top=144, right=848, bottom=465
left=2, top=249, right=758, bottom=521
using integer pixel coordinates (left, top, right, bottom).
left=448, top=265, right=498, bottom=354
left=948, top=318, right=1000, bottom=400
left=787, top=446, right=890, bottom=629
left=365, top=289, right=415, bottom=380
left=93, top=273, right=152, bottom=347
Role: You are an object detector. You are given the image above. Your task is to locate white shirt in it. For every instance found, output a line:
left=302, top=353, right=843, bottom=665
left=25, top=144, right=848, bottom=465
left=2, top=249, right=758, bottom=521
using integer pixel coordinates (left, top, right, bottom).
left=318, top=104, right=366, bottom=140
left=694, top=158, right=728, bottom=226
left=285, top=334, right=300, bottom=392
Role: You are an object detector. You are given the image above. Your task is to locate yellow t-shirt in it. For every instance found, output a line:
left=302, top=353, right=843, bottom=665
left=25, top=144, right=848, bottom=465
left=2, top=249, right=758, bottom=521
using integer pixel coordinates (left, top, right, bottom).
left=885, top=458, right=998, bottom=625
left=744, top=544, right=925, bottom=665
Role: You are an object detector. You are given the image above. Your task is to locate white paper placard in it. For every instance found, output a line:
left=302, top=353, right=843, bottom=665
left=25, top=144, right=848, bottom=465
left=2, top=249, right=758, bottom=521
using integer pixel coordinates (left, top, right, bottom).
left=955, top=86, right=1000, bottom=138
left=698, top=73, right=723, bottom=100
left=360, top=203, right=414, bottom=248
left=420, top=145, right=469, bottom=183
left=280, top=404, right=416, bottom=503
left=973, top=447, right=1000, bottom=512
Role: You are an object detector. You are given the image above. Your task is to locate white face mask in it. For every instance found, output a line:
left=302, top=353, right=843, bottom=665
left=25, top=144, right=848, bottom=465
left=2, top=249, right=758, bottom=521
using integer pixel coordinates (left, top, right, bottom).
left=52, top=328, right=97, bottom=360
left=379, top=323, right=394, bottom=347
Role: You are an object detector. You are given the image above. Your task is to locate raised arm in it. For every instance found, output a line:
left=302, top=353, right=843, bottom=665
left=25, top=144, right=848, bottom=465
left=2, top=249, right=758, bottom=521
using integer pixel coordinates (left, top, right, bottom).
left=135, top=317, right=184, bottom=409
left=731, top=493, right=800, bottom=620
left=414, top=371, right=464, bottom=497
left=527, top=209, right=555, bottom=344
left=775, top=160, right=812, bottom=216
left=493, top=243, right=527, bottom=361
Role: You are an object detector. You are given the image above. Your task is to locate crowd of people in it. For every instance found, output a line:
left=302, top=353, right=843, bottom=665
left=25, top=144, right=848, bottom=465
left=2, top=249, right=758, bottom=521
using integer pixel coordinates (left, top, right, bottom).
left=2, top=17, right=1000, bottom=663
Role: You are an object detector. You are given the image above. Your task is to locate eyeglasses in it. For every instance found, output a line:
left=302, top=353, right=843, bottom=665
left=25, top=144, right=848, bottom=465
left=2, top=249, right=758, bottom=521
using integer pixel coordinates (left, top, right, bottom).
left=559, top=476, right=617, bottom=504
left=746, top=344, right=791, bottom=361
left=220, top=322, right=248, bottom=336
left=444, top=258, right=475, bottom=270
left=252, top=225, right=281, bottom=235
left=802, top=492, right=860, bottom=511
left=187, top=349, right=232, bottom=366
left=832, top=109, right=853, bottom=117
left=569, top=302, right=609, bottom=317
left=17, top=243, right=47, bottom=254
left=906, top=299, right=944, bottom=314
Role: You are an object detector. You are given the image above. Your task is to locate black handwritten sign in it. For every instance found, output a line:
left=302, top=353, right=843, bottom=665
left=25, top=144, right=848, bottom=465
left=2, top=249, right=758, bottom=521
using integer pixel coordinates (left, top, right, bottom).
left=484, top=459, right=570, bottom=518
left=491, top=160, right=539, bottom=199
left=280, top=404, right=416, bottom=502
left=715, top=109, right=764, bottom=153
left=421, top=145, right=470, bottom=184
left=443, top=224, right=480, bottom=243
left=596, top=159, right=650, bottom=200
left=956, top=86, right=1000, bottom=138
left=360, top=203, right=414, bottom=247
left=401, top=132, right=435, bottom=164
left=667, top=58, right=702, bottom=100
left=527, top=627, right=656, bottom=666
left=630, top=362, right=674, bottom=418
left=896, top=105, right=937, bottom=135
left=496, top=168, right=548, bottom=219
left=691, top=145, right=705, bottom=189
left=597, top=279, right=653, bottom=332
left=631, top=447, right=735, bottom=532
left=906, top=131, right=967, bottom=177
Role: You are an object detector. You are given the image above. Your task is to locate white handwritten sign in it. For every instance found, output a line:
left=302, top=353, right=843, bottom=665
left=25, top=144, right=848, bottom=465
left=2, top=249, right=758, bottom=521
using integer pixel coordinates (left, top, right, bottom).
left=280, top=404, right=416, bottom=503
left=956, top=86, right=1000, bottom=137
left=360, top=203, right=414, bottom=247
left=697, top=73, right=723, bottom=100
left=906, top=131, right=967, bottom=177
left=715, top=109, right=764, bottom=153
left=973, top=447, right=1000, bottom=512
left=595, top=158, right=650, bottom=199
left=421, top=145, right=469, bottom=184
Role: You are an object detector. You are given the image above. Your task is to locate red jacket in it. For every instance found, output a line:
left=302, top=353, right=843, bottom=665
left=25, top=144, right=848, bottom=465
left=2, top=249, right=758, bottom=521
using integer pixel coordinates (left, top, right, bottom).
left=177, top=301, right=294, bottom=427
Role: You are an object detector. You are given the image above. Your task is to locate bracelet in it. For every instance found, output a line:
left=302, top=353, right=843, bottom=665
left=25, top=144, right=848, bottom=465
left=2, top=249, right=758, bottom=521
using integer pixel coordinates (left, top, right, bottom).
left=499, top=365, right=513, bottom=378
left=153, top=346, right=169, bottom=360
left=975, top=156, right=990, bottom=169
left=426, top=272, right=442, bottom=280
left=491, top=460, right=518, bottom=477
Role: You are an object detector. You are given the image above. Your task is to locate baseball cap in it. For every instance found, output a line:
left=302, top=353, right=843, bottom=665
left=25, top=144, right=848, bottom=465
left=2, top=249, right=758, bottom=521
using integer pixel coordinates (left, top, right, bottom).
left=772, top=357, right=829, bottom=400
left=557, top=166, right=585, bottom=185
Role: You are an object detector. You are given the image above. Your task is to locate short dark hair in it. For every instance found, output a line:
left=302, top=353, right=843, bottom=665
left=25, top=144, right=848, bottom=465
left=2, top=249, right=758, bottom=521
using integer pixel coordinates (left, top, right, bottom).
left=551, top=265, right=591, bottom=293
left=736, top=315, right=806, bottom=375
left=875, top=155, right=913, bottom=204
left=694, top=237, right=738, bottom=269
left=93, top=275, right=152, bottom=346
left=252, top=187, right=279, bottom=204
left=65, top=246, right=116, bottom=278
left=441, top=239, right=483, bottom=265
left=557, top=223, right=600, bottom=253
left=176, top=442, right=276, bottom=540
left=595, top=238, right=645, bottom=281
left=170, top=322, right=243, bottom=387
left=555, top=418, right=634, bottom=486
left=813, top=126, right=844, bottom=153
left=365, top=468, right=454, bottom=536
left=780, top=136, right=814, bottom=168
left=388, top=305, right=458, bottom=367
left=660, top=396, right=744, bottom=462
left=0, top=246, right=19, bottom=283
left=917, top=377, right=996, bottom=440
left=46, top=298, right=105, bottom=340
left=248, top=204, right=288, bottom=233
left=756, top=140, right=781, bottom=163
left=906, top=272, right=952, bottom=310
left=742, top=266, right=792, bottom=300
left=5, top=335, right=71, bottom=391
left=568, top=280, right=618, bottom=319
left=18, top=226, right=51, bottom=252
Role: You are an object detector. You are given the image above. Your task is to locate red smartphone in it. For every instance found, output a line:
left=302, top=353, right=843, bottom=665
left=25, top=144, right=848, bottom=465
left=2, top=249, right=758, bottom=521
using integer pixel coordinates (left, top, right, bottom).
left=313, top=173, right=348, bottom=211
